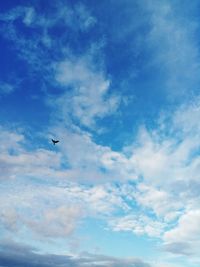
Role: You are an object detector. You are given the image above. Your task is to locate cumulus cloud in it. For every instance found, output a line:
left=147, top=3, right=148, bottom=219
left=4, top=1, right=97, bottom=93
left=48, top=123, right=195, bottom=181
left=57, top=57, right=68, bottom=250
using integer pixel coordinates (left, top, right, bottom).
left=2, top=96, right=200, bottom=252
left=126, top=100, right=200, bottom=256
left=84, top=98, right=200, bottom=256
left=128, top=118, right=200, bottom=192
left=163, top=209, right=200, bottom=255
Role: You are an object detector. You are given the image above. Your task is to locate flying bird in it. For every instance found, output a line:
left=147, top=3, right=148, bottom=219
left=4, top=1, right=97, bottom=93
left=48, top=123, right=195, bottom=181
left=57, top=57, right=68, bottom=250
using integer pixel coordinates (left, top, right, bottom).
left=52, top=139, right=59, bottom=145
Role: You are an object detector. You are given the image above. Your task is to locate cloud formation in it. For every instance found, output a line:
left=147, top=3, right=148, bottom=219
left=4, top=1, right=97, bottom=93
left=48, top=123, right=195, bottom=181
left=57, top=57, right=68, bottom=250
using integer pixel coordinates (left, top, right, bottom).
left=54, top=56, right=120, bottom=128
left=1, top=1, right=200, bottom=266
left=0, top=240, right=151, bottom=267
left=1, top=97, right=200, bottom=257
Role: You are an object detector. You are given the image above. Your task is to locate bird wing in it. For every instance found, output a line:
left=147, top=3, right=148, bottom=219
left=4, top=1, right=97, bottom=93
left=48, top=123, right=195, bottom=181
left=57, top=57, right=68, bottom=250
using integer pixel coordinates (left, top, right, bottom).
left=52, top=139, right=59, bottom=144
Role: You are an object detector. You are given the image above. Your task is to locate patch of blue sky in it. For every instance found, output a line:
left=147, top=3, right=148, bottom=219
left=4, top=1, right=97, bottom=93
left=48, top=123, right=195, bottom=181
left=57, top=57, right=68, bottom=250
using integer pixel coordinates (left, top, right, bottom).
left=78, top=217, right=160, bottom=261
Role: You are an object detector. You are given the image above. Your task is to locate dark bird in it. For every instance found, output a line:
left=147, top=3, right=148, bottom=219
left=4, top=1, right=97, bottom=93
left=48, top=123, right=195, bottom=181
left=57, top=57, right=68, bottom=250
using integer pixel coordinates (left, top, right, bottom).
left=52, top=139, right=59, bottom=145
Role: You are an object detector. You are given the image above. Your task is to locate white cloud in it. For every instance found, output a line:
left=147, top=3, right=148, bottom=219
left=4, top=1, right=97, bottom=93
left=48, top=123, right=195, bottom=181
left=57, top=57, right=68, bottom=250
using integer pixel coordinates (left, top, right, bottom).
left=1, top=92, right=200, bottom=261
left=0, top=184, right=83, bottom=239
left=134, top=183, right=182, bottom=221
left=0, top=147, right=64, bottom=181
left=27, top=205, right=83, bottom=238
left=153, top=260, right=185, bottom=267
left=0, top=127, right=24, bottom=151
left=124, top=100, right=200, bottom=256
left=128, top=121, right=200, bottom=190
left=2, top=96, right=200, bottom=249
left=49, top=125, right=137, bottom=182
left=0, top=123, right=136, bottom=184
left=110, top=214, right=165, bottom=238
left=163, top=209, right=200, bottom=255
left=0, top=181, right=129, bottom=241
left=54, top=56, right=120, bottom=128
left=0, top=126, right=132, bottom=239
left=2, top=1, right=200, bottom=264
left=173, top=98, right=200, bottom=135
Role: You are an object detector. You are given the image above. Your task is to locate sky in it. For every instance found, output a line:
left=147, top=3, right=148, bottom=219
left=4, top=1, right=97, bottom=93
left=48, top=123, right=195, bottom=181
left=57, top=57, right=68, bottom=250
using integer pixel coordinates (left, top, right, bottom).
left=0, top=0, right=200, bottom=266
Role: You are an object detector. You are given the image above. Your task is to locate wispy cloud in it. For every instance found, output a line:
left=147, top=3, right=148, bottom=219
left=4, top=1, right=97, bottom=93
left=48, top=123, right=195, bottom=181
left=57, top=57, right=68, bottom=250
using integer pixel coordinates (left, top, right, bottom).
left=144, top=0, right=200, bottom=98
left=0, top=2, right=96, bottom=69
left=0, top=3, right=117, bottom=130
left=110, top=214, right=165, bottom=238
left=0, top=82, right=15, bottom=95
left=53, top=56, right=120, bottom=128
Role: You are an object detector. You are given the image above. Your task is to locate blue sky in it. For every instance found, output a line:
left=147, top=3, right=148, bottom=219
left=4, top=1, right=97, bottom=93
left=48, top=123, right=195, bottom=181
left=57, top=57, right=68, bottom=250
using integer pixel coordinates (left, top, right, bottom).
left=1, top=1, right=200, bottom=267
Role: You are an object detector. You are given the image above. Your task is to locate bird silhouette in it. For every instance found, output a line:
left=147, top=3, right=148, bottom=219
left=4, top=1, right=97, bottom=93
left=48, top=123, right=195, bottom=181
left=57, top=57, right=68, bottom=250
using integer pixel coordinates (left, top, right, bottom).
left=52, top=139, right=59, bottom=145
